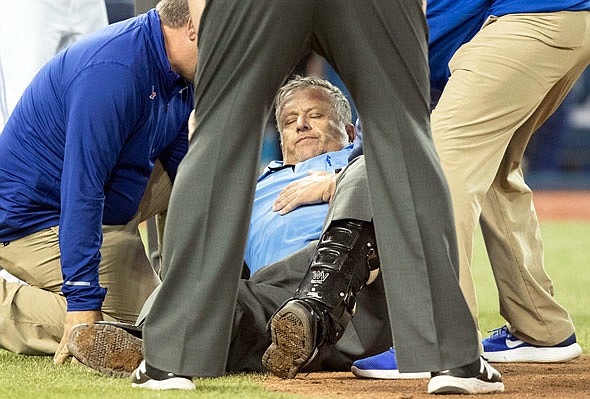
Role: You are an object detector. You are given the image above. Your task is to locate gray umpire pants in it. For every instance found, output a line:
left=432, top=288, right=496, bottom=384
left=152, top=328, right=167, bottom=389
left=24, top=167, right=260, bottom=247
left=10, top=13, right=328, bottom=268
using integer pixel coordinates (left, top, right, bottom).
left=144, top=0, right=479, bottom=377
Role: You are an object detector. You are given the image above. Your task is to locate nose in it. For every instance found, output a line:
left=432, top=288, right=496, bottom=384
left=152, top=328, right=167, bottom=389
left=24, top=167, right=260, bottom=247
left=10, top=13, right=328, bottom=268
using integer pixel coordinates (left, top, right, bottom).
left=296, top=114, right=310, bottom=132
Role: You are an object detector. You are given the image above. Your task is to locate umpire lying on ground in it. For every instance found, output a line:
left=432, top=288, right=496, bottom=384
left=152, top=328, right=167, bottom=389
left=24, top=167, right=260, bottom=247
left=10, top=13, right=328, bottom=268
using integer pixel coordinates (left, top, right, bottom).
left=66, top=76, right=399, bottom=383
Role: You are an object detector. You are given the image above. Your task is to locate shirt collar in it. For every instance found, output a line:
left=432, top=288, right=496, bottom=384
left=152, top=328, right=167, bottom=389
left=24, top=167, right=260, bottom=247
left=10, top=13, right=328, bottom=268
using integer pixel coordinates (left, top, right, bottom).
left=259, top=145, right=353, bottom=181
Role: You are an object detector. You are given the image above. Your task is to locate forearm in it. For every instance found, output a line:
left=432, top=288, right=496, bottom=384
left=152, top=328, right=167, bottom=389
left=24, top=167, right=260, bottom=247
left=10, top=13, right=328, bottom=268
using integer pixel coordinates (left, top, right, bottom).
left=59, top=183, right=107, bottom=311
left=272, top=171, right=339, bottom=215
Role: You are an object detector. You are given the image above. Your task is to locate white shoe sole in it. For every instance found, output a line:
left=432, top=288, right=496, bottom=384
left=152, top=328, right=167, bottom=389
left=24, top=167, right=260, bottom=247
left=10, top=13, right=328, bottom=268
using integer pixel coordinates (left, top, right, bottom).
left=427, top=375, right=505, bottom=394
left=484, top=343, right=582, bottom=363
left=351, top=366, right=430, bottom=379
left=131, top=377, right=196, bottom=390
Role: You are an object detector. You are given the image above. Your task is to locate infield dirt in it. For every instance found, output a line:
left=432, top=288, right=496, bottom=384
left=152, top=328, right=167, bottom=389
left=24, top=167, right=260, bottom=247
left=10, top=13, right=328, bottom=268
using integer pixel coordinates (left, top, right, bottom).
left=261, top=354, right=590, bottom=398
left=263, top=191, right=590, bottom=398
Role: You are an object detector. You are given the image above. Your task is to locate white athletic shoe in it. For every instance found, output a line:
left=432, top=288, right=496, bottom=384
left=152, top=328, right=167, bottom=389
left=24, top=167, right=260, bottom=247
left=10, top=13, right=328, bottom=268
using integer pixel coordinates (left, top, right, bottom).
left=131, top=360, right=195, bottom=390
left=428, top=357, right=504, bottom=395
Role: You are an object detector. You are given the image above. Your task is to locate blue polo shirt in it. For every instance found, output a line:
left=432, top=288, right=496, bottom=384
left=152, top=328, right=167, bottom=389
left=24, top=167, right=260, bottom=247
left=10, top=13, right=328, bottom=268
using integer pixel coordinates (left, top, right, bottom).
left=245, top=146, right=353, bottom=275
left=0, top=10, right=192, bottom=311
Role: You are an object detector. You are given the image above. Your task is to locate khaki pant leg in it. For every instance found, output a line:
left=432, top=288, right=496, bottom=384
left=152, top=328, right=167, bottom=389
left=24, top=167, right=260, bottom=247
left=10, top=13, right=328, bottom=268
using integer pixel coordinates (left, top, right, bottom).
left=0, top=224, right=158, bottom=352
left=99, top=160, right=171, bottom=322
left=480, top=12, right=589, bottom=344
left=431, top=11, right=590, bottom=333
left=134, top=160, right=173, bottom=223
left=477, top=57, right=588, bottom=344
left=0, top=278, right=66, bottom=354
left=0, top=228, right=65, bottom=354
left=432, top=49, right=519, bottom=326
left=0, top=227, right=125, bottom=354
left=99, top=223, right=160, bottom=323
left=0, top=161, right=170, bottom=352
left=481, top=174, right=574, bottom=345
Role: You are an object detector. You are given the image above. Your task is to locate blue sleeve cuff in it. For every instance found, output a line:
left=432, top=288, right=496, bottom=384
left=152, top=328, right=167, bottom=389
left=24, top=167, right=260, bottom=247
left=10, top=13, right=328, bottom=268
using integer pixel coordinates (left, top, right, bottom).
left=62, top=284, right=108, bottom=311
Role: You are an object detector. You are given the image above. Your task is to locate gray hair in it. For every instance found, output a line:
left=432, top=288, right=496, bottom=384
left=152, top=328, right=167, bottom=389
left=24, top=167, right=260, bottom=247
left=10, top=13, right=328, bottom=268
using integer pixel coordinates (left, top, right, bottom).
left=156, top=0, right=190, bottom=28
left=274, top=75, right=352, bottom=131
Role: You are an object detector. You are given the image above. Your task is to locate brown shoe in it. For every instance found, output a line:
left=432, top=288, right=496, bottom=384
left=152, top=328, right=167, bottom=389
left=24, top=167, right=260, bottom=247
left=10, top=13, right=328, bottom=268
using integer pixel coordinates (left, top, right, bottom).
left=67, top=322, right=143, bottom=378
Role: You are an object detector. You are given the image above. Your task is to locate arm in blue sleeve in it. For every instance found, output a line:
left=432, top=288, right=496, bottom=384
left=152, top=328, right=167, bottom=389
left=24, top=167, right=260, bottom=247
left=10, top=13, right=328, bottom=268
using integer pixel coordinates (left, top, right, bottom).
left=158, top=108, right=190, bottom=182
left=59, top=64, right=143, bottom=311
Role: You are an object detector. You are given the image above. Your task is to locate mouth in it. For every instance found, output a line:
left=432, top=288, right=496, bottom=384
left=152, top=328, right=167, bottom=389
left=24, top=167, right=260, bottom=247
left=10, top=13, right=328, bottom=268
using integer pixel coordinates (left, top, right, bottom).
left=296, top=136, right=318, bottom=144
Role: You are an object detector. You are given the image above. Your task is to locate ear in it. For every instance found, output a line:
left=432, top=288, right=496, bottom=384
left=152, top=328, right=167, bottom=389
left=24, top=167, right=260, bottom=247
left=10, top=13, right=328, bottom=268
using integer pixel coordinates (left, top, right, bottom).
left=187, top=19, right=197, bottom=42
left=345, top=123, right=356, bottom=144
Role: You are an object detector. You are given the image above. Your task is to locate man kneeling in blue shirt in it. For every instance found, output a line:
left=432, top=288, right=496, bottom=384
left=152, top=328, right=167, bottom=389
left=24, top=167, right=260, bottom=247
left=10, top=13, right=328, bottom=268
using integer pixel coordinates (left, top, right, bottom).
left=0, top=0, right=195, bottom=362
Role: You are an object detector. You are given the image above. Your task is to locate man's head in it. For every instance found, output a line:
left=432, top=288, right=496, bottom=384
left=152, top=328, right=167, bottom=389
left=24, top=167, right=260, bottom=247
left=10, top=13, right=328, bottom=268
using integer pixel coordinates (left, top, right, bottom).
left=157, top=0, right=198, bottom=82
left=275, top=76, right=355, bottom=165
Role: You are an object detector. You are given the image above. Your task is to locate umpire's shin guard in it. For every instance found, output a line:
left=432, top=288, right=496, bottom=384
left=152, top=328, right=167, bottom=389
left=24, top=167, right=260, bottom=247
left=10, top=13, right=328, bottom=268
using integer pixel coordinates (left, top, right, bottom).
left=263, top=219, right=380, bottom=378
left=296, top=219, right=380, bottom=346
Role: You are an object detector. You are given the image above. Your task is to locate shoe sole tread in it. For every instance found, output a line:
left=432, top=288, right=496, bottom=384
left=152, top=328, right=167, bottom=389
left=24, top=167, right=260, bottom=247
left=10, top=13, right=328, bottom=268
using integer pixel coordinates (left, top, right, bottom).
left=262, top=302, right=315, bottom=379
left=68, top=323, right=143, bottom=378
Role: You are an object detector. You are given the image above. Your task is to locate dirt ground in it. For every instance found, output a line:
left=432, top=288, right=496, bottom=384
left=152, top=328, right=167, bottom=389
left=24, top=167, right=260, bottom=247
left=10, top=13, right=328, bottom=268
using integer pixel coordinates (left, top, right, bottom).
left=533, top=190, right=590, bottom=220
left=261, top=355, right=590, bottom=398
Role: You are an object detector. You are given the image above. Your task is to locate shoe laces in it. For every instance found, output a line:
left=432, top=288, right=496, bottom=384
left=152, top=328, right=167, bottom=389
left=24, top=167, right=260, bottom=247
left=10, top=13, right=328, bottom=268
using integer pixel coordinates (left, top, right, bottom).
left=488, top=325, right=509, bottom=338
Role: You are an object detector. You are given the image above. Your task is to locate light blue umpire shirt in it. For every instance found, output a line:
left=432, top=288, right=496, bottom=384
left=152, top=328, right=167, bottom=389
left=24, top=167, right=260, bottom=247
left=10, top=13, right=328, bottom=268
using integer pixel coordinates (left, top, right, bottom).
left=245, top=145, right=353, bottom=275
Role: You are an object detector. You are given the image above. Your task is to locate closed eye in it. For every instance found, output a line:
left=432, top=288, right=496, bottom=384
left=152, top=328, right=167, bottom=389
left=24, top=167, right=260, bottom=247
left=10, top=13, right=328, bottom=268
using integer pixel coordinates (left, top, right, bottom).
left=284, top=117, right=297, bottom=126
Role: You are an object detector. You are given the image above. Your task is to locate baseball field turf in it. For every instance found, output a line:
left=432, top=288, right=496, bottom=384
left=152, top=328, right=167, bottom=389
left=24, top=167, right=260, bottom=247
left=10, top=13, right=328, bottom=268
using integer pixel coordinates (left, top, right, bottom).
left=1, top=220, right=588, bottom=399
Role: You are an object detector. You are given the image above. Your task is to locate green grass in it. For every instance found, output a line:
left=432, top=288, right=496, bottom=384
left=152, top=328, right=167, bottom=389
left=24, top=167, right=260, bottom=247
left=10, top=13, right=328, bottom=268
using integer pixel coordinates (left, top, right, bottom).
left=0, top=351, right=296, bottom=399
left=1, top=221, right=588, bottom=398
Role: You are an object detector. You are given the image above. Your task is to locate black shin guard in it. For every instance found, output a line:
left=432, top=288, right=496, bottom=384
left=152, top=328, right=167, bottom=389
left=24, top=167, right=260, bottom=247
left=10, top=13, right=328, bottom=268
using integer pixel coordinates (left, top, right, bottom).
left=295, top=219, right=379, bottom=346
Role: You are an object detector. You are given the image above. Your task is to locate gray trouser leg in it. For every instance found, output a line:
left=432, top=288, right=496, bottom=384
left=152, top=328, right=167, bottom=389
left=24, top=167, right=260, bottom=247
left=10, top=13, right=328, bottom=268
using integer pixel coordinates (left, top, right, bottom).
left=313, top=0, right=479, bottom=372
left=143, top=0, right=313, bottom=377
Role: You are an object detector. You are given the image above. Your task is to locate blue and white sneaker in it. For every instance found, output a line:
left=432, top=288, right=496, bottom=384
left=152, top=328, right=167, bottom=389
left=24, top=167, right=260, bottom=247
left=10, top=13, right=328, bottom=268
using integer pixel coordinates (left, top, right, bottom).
left=482, top=326, right=582, bottom=363
left=351, top=347, right=430, bottom=379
